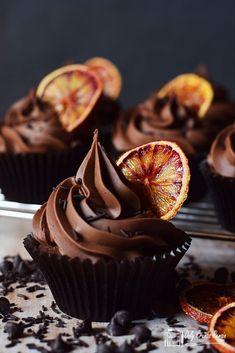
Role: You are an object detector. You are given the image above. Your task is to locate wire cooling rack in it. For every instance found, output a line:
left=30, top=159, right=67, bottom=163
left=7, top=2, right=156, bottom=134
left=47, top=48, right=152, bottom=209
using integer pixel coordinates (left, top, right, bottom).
left=0, top=195, right=234, bottom=241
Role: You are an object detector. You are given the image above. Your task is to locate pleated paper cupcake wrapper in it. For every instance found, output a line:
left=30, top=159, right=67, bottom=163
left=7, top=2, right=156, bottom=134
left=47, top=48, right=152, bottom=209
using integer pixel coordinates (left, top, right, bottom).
left=24, top=235, right=191, bottom=322
left=0, top=145, right=86, bottom=204
left=187, top=154, right=208, bottom=203
left=200, top=160, right=235, bottom=233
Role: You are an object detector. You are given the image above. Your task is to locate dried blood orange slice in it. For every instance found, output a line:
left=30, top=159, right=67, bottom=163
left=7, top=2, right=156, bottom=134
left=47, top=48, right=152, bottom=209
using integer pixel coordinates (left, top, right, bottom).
left=209, top=302, right=235, bottom=353
left=157, top=73, right=213, bottom=118
left=180, top=282, right=235, bottom=324
left=36, top=65, right=103, bottom=132
left=85, top=57, right=122, bottom=99
left=117, top=141, right=190, bottom=220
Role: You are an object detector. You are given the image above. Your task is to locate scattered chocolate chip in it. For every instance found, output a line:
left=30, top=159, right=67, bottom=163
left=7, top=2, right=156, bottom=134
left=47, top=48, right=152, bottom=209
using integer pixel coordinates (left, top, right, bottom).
left=0, top=260, right=13, bottom=274
left=75, top=177, right=82, bottom=185
left=26, top=285, right=46, bottom=293
left=73, top=318, right=93, bottom=337
left=213, top=267, right=229, bottom=283
left=130, top=325, right=151, bottom=344
left=50, top=334, right=72, bottom=353
left=59, top=199, right=67, bottom=211
left=118, top=341, right=135, bottom=353
left=106, top=319, right=126, bottom=336
left=51, top=301, right=60, bottom=314
left=96, top=342, right=117, bottom=353
left=113, top=310, right=132, bottom=329
left=0, top=296, right=11, bottom=315
left=4, top=321, right=24, bottom=340
left=36, top=293, right=45, bottom=298
left=17, top=294, right=29, bottom=300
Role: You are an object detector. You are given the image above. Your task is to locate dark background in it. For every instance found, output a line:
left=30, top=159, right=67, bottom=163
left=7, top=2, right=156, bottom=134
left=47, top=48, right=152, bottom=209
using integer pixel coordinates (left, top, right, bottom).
left=0, top=0, right=234, bottom=118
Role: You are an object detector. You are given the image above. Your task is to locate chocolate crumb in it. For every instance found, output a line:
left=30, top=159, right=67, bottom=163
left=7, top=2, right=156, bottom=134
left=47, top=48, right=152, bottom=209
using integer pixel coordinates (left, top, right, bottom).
left=0, top=296, right=11, bottom=315
left=73, top=318, right=93, bottom=337
left=4, top=321, right=24, bottom=340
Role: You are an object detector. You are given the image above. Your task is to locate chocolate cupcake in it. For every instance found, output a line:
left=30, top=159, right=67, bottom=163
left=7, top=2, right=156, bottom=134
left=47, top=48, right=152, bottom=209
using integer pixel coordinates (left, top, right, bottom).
left=0, top=91, right=86, bottom=204
left=112, top=95, right=209, bottom=201
left=24, top=131, right=191, bottom=321
left=200, top=124, right=235, bottom=233
left=196, top=65, right=235, bottom=140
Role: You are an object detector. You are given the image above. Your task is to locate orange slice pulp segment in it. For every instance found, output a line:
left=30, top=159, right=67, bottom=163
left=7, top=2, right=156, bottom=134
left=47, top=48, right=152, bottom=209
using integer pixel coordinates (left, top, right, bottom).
left=85, top=57, right=122, bottom=99
left=180, top=282, right=235, bottom=324
left=117, top=141, right=190, bottom=220
left=157, top=73, right=213, bottom=118
left=36, top=64, right=103, bottom=132
left=209, top=302, right=235, bottom=353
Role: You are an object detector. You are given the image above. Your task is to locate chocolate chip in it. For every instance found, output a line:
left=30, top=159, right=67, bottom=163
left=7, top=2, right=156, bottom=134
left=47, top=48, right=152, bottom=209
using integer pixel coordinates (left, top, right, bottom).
left=130, top=325, right=151, bottom=344
left=0, top=260, right=13, bottom=274
left=213, top=267, right=229, bottom=283
left=96, top=342, right=117, bottom=353
left=73, top=318, right=93, bottom=337
left=50, top=334, right=72, bottom=353
left=4, top=321, right=24, bottom=340
left=113, top=310, right=132, bottom=329
left=0, top=296, right=10, bottom=315
left=118, top=341, right=135, bottom=353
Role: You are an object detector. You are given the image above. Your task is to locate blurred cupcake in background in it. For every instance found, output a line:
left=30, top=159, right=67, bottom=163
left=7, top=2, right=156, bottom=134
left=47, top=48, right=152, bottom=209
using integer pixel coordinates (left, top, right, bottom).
left=200, top=124, right=235, bottom=233
left=196, top=65, right=235, bottom=139
left=0, top=90, right=83, bottom=204
left=112, top=74, right=215, bottom=201
left=0, top=58, right=122, bottom=204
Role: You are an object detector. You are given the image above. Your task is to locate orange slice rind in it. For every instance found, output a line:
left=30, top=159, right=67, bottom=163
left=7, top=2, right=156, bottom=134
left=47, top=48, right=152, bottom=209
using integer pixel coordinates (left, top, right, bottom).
left=180, top=282, right=235, bottom=324
left=117, top=141, right=190, bottom=220
left=36, top=64, right=103, bottom=132
left=157, top=73, right=213, bottom=118
left=85, top=57, right=122, bottom=99
left=209, top=302, right=235, bottom=353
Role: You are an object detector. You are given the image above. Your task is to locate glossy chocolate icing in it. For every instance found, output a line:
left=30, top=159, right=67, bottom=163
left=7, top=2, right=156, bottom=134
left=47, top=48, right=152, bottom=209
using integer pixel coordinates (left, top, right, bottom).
left=0, top=91, right=76, bottom=153
left=33, top=131, right=188, bottom=262
left=113, top=95, right=209, bottom=156
left=208, top=124, right=235, bottom=178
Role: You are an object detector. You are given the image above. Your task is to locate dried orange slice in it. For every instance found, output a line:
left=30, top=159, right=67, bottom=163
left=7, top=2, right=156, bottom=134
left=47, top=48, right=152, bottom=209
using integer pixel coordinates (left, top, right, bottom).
left=117, top=141, right=190, bottom=220
left=157, top=73, right=213, bottom=118
left=209, top=302, right=235, bottom=353
left=180, top=282, right=235, bottom=324
left=85, top=57, right=122, bottom=99
left=36, top=64, right=103, bottom=132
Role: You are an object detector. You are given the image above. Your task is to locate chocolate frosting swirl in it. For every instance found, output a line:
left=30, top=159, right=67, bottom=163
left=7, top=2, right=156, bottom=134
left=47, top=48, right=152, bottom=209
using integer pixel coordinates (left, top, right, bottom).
left=113, top=95, right=209, bottom=156
left=0, top=91, right=76, bottom=153
left=33, top=131, right=188, bottom=262
left=208, top=124, right=235, bottom=178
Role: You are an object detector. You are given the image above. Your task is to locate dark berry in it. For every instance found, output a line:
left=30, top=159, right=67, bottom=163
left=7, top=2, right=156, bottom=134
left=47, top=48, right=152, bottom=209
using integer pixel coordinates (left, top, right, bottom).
left=0, top=260, right=13, bottom=274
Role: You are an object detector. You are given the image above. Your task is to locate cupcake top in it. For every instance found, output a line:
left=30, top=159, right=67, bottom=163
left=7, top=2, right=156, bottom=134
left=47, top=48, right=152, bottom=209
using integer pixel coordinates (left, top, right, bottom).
left=195, top=66, right=235, bottom=134
left=207, top=124, right=235, bottom=178
left=0, top=91, right=78, bottom=153
left=33, top=131, right=188, bottom=262
left=113, top=95, right=209, bottom=156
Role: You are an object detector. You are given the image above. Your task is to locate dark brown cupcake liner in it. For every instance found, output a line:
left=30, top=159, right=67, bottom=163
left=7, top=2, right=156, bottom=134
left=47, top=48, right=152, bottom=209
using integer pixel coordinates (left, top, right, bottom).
left=0, top=145, right=87, bottom=204
left=186, top=154, right=208, bottom=203
left=200, top=160, right=235, bottom=233
left=24, top=234, right=191, bottom=322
